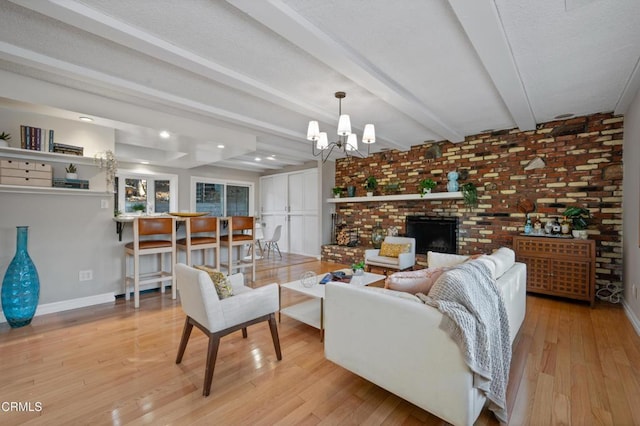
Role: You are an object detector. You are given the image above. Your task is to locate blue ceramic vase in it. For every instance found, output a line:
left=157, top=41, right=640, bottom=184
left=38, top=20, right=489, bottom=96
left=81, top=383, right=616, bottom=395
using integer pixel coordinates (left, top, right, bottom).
left=2, top=226, right=40, bottom=328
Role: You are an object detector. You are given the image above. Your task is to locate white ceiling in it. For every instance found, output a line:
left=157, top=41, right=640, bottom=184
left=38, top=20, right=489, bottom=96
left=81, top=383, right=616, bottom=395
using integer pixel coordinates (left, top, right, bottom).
left=0, top=0, right=639, bottom=172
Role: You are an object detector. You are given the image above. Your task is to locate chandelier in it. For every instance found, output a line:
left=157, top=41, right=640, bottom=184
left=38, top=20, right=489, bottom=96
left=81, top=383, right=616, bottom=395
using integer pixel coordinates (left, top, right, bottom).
left=306, top=91, right=375, bottom=163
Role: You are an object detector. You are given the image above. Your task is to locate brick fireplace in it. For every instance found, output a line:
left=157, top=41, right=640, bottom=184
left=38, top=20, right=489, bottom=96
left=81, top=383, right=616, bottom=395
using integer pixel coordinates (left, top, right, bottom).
left=322, top=112, right=623, bottom=291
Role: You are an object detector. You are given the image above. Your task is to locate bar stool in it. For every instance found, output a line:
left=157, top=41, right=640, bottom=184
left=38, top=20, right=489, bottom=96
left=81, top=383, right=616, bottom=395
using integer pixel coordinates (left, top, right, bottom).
left=220, top=216, right=255, bottom=281
left=124, top=216, right=177, bottom=308
left=177, top=216, right=220, bottom=270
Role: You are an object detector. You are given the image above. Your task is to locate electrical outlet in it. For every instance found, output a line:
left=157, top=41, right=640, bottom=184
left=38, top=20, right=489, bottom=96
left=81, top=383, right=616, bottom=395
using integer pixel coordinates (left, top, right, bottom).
left=101, top=199, right=109, bottom=209
left=79, top=270, right=93, bottom=281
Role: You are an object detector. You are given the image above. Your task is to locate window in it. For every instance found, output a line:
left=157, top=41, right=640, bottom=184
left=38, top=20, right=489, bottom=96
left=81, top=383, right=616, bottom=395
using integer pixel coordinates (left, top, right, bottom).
left=115, top=171, right=178, bottom=214
left=191, top=177, right=253, bottom=217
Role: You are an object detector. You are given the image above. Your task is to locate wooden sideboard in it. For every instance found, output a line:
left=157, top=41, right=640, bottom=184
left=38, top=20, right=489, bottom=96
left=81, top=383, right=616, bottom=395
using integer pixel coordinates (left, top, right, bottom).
left=513, top=235, right=596, bottom=306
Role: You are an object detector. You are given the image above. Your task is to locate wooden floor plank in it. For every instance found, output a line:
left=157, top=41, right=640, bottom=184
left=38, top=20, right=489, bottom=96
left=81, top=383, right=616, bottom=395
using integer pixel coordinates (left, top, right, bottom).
left=1, top=257, right=639, bottom=425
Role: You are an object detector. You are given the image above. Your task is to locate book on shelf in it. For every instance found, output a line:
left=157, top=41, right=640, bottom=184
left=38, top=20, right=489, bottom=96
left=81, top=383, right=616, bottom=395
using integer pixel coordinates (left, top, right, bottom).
left=48, top=129, right=54, bottom=152
left=19, top=125, right=56, bottom=152
left=52, top=142, right=83, bottom=156
left=52, top=178, right=90, bottom=189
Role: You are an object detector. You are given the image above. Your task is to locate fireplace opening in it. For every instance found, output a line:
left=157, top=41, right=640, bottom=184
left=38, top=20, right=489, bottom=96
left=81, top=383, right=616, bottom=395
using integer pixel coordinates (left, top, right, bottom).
left=405, top=216, right=458, bottom=255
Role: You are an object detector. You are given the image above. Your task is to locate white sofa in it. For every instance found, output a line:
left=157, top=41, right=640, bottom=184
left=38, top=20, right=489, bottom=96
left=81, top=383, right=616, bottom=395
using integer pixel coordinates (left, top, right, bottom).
left=324, top=248, right=526, bottom=426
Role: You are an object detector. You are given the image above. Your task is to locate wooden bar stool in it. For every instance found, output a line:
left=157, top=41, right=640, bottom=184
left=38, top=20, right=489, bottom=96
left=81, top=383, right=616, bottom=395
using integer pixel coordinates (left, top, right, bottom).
left=220, top=216, right=255, bottom=281
left=124, top=216, right=177, bottom=308
left=177, top=217, right=220, bottom=270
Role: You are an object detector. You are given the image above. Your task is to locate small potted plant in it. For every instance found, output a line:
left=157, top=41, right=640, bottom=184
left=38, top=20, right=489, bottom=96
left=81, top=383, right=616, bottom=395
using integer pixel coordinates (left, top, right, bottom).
left=419, top=178, right=436, bottom=196
left=332, top=186, right=342, bottom=198
left=0, top=131, right=11, bottom=148
left=65, top=163, right=78, bottom=180
left=365, top=176, right=378, bottom=197
left=460, top=182, right=478, bottom=209
left=352, top=260, right=365, bottom=276
left=131, top=203, right=146, bottom=215
left=563, top=206, right=590, bottom=239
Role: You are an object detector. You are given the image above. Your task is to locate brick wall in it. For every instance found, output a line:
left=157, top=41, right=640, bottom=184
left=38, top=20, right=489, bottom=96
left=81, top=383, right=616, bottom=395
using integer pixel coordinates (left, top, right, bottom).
left=331, top=112, right=623, bottom=290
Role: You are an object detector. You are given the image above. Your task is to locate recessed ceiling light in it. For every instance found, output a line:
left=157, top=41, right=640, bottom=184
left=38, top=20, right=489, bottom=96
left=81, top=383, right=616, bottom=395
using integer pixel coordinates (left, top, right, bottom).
left=159, top=130, right=170, bottom=139
left=140, top=161, right=149, bottom=165
left=267, top=155, right=276, bottom=160
left=79, top=116, right=93, bottom=122
left=554, top=113, right=574, bottom=119
left=255, top=157, right=262, bottom=162
left=217, top=144, right=225, bottom=149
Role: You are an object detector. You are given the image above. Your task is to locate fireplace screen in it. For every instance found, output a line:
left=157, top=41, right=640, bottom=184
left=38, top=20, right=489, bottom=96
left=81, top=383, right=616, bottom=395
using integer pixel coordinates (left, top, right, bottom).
left=405, top=216, right=458, bottom=254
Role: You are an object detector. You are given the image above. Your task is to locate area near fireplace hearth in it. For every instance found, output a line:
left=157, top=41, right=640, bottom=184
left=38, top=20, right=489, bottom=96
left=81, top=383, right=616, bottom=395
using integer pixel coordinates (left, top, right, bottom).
left=321, top=112, right=623, bottom=293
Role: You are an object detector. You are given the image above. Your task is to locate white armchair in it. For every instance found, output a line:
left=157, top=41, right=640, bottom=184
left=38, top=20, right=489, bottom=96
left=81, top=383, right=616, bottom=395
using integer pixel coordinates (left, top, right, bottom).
left=365, top=236, right=416, bottom=274
left=175, top=263, right=282, bottom=396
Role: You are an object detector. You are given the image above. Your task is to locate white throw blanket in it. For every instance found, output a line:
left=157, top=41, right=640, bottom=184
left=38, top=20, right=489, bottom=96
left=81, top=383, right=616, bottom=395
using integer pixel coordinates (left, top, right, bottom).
left=417, top=260, right=511, bottom=423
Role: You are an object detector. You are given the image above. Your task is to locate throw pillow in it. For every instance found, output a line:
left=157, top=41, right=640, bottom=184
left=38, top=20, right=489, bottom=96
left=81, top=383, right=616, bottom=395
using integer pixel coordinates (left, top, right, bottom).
left=385, top=267, right=449, bottom=294
left=379, top=242, right=411, bottom=258
left=193, top=265, right=234, bottom=299
left=427, top=251, right=469, bottom=268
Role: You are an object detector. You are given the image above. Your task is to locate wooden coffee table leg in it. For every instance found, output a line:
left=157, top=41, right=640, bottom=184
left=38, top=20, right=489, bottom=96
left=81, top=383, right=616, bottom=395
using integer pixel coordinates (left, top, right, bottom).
left=320, top=297, right=324, bottom=342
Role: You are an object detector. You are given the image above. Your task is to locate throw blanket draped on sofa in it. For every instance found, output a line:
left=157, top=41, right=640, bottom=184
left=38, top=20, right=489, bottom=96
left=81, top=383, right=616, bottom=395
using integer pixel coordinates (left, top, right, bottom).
left=417, top=260, right=511, bottom=423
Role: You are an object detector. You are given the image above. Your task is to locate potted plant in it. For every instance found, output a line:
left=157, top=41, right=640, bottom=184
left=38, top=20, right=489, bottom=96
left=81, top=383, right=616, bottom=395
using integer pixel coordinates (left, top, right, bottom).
left=563, top=206, right=590, bottom=239
left=460, top=182, right=478, bottom=208
left=332, top=186, right=342, bottom=198
left=65, top=163, right=78, bottom=180
left=0, top=131, right=11, bottom=147
left=365, top=176, right=378, bottom=197
left=351, top=260, right=365, bottom=276
left=131, top=203, right=146, bottom=215
left=419, top=178, right=436, bottom=196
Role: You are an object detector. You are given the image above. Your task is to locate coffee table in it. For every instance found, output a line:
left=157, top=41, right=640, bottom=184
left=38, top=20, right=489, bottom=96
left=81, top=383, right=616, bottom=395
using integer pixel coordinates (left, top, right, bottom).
left=279, top=269, right=385, bottom=341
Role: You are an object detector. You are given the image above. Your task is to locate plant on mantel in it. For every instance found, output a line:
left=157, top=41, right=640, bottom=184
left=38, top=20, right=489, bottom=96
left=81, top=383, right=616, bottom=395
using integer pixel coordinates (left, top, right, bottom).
left=419, top=178, right=436, bottom=197
left=461, top=182, right=478, bottom=209
left=364, top=175, right=378, bottom=196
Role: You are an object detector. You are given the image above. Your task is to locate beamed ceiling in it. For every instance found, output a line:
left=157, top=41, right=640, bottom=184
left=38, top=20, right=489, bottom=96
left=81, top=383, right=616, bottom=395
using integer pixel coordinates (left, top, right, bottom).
left=0, top=0, right=639, bottom=172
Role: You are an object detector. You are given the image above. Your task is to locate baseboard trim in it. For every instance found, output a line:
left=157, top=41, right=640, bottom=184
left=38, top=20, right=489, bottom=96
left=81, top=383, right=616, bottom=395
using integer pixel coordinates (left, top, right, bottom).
left=622, top=299, right=640, bottom=337
left=0, top=292, right=115, bottom=324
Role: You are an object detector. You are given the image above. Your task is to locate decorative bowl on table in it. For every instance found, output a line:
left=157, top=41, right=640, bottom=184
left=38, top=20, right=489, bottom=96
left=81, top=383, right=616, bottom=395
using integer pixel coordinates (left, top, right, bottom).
left=168, top=212, right=209, bottom=217
left=300, top=271, right=317, bottom=288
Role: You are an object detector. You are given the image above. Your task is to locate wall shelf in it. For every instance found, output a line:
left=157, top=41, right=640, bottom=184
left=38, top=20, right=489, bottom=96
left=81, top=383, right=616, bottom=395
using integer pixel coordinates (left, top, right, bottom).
left=326, top=192, right=463, bottom=203
left=0, top=184, right=108, bottom=196
left=0, top=146, right=97, bottom=166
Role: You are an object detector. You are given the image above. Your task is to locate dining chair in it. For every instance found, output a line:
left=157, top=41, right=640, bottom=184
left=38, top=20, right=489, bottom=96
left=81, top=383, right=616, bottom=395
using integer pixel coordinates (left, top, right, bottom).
left=263, top=224, right=283, bottom=259
left=175, top=264, right=281, bottom=396
left=124, top=216, right=177, bottom=308
left=220, top=216, right=256, bottom=281
left=176, top=216, right=220, bottom=269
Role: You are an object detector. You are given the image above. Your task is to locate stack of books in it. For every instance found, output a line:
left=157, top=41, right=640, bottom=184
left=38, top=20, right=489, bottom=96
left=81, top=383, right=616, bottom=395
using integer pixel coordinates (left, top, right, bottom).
left=20, top=125, right=55, bottom=152
left=52, top=178, right=90, bottom=189
left=52, top=143, right=84, bottom=156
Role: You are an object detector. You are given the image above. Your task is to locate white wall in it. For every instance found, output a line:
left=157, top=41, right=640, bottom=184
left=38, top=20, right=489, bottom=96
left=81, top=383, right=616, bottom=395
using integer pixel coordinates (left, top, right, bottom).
left=0, top=112, right=261, bottom=318
left=623, top=89, right=640, bottom=334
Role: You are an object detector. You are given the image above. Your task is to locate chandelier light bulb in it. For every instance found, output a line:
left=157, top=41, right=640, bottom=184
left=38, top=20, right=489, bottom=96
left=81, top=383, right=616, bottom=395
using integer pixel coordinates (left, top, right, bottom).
left=317, top=132, right=329, bottom=149
left=362, top=124, right=376, bottom=144
left=307, top=120, right=320, bottom=141
left=337, top=114, right=351, bottom=136
left=346, top=133, right=358, bottom=151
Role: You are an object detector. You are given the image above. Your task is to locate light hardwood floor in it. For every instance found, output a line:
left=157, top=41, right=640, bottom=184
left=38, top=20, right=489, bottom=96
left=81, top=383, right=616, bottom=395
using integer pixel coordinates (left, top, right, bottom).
left=1, top=259, right=640, bottom=425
